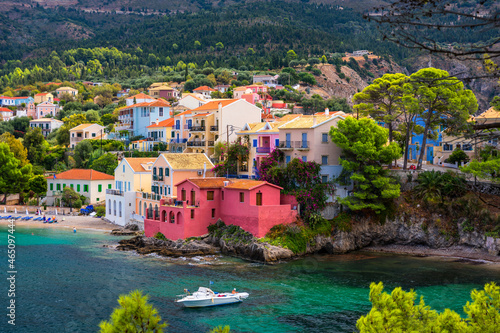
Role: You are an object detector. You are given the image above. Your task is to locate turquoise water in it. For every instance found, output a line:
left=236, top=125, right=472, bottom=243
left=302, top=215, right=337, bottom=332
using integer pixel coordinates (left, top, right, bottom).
left=1, top=226, right=499, bottom=333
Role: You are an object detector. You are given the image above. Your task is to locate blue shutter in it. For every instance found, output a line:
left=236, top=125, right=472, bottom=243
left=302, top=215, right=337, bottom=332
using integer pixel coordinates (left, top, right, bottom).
left=285, top=156, right=291, bottom=164
left=302, top=156, right=307, bottom=162
left=253, top=139, right=257, bottom=148
left=286, top=133, right=291, bottom=148
left=275, top=138, right=279, bottom=147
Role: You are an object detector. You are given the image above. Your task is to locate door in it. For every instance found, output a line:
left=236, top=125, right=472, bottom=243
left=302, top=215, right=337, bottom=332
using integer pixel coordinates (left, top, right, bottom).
left=256, top=192, right=262, bottom=206
left=285, top=133, right=291, bottom=148
left=302, top=133, right=307, bottom=148
left=191, top=190, right=196, bottom=206
left=426, top=146, right=434, bottom=163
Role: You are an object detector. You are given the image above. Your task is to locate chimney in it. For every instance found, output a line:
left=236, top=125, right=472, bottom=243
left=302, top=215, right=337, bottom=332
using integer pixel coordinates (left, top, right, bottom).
left=313, top=115, right=317, bottom=126
left=156, top=118, right=159, bottom=125
left=325, top=108, right=329, bottom=115
left=218, top=102, right=222, bottom=113
left=203, top=162, right=207, bottom=178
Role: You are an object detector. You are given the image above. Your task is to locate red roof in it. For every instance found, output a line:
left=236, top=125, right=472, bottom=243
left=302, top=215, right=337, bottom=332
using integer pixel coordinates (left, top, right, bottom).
left=35, top=93, right=50, bottom=96
left=0, top=107, right=13, bottom=112
left=193, top=86, right=216, bottom=92
left=47, top=169, right=114, bottom=181
left=126, top=92, right=153, bottom=100
left=191, top=99, right=238, bottom=112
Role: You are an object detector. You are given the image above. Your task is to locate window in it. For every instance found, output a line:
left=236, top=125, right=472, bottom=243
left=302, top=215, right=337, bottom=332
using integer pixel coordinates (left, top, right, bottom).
left=211, top=208, right=215, bottom=218
left=322, top=175, right=328, bottom=183
left=109, top=200, right=111, bottom=214
left=181, top=189, right=186, bottom=201
left=302, top=156, right=307, bottom=162
left=92, top=133, right=96, bottom=138
left=98, top=185, right=102, bottom=192
left=285, top=133, right=291, bottom=147
left=256, top=192, right=262, bottom=206
left=191, top=210, right=195, bottom=219
left=165, top=168, right=169, bottom=176
left=70, top=184, right=74, bottom=189
left=159, top=107, right=163, bottom=116
left=302, top=133, right=308, bottom=148
left=253, top=139, right=258, bottom=148
left=322, top=133, right=328, bottom=143
left=123, top=165, right=125, bottom=173
left=285, top=156, right=291, bottom=164
left=191, top=190, right=196, bottom=205
left=63, top=183, right=66, bottom=189
left=57, top=184, right=61, bottom=191
left=50, top=183, right=54, bottom=191
left=443, top=143, right=453, bottom=151
left=108, top=184, right=111, bottom=189
left=96, top=198, right=99, bottom=202
left=84, top=185, right=89, bottom=192
left=240, top=192, right=245, bottom=203
left=321, top=155, right=328, bottom=165
left=207, top=191, right=214, bottom=200
left=463, top=144, right=473, bottom=151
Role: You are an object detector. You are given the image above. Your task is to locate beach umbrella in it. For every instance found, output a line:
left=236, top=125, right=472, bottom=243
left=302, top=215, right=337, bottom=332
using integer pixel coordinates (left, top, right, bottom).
left=55, top=208, right=58, bottom=215
left=14, top=208, right=17, bottom=214
left=26, top=209, right=28, bottom=215
left=3, top=207, right=6, bottom=213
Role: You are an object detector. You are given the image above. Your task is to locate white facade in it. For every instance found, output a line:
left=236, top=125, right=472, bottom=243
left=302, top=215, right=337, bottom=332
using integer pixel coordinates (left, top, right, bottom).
left=46, top=178, right=113, bottom=205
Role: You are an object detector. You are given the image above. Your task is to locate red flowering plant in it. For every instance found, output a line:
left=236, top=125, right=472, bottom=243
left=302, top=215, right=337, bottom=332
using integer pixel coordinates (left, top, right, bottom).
left=212, top=138, right=250, bottom=176
left=258, top=150, right=334, bottom=221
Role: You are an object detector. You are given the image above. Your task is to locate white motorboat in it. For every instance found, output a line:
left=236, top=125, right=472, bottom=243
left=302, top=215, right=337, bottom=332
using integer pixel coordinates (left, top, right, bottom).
left=176, top=287, right=249, bottom=308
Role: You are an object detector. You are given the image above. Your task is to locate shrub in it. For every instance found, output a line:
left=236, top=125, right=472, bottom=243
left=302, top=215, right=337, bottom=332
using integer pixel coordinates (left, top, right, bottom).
left=73, top=199, right=82, bottom=209
left=154, top=232, right=167, bottom=240
left=94, top=205, right=106, bottom=217
left=445, top=149, right=469, bottom=165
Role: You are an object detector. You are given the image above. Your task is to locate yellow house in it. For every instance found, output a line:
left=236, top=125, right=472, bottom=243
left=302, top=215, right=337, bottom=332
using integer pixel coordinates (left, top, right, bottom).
left=146, top=118, right=175, bottom=150
left=34, top=93, right=54, bottom=104
left=55, top=87, right=78, bottom=97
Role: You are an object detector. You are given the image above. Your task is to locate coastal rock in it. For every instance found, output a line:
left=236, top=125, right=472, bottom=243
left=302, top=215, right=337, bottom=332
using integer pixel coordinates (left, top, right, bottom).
left=117, top=236, right=218, bottom=257
left=111, top=228, right=142, bottom=236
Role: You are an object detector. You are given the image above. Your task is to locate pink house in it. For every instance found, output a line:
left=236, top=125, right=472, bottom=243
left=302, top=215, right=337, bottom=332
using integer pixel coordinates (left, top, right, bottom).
left=144, top=178, right=297, bottom=240
left=241, top=93, right=259, bottom=105
left=36, top=101, right=60, bottom=119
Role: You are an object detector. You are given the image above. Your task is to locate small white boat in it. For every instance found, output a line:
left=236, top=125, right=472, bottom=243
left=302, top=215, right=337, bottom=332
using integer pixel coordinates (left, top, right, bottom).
left=176, top=287, right=249, bottom=308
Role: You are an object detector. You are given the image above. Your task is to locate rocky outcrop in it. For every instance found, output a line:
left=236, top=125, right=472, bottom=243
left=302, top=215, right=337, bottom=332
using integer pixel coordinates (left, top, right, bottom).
left=117, top=236, right=218, bottom=257
left=110, top=223, right=142, bottom=236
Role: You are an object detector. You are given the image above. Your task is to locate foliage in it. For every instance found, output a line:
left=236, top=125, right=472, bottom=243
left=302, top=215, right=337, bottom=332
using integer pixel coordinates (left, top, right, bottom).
left=460, top=159, right=500, bottom=181
left=154, top=232, right=167, bottom=241
left=99, top=290, right=168, bottom=333
left=0, top=142, right=33, bottom=202
left=90, top=153, right=118, bottom=175
left=212, top=139, right=249, bottom=176
left=258, top=150, right=332, bottom=219
left=413, top=170, right=467, bottom=204
left=445, top=149, right=469, bottom=165
left=23, top=127, right=47, bottom=165
left=0, top=132, right=29, bottom=166
left=209, top=326, right=231, bottom=333
left=94, top=205, right=106, bottom=217
left=330, top=117, right=401, bottom=214
left=410, top=68, right=478, bottom=169
left=62, top=186, right=80, bottom=207
left=73, top=140, right=93, bottom=167
left=357, top=282, right=500, bottom=333
left=28, top=175, right=47, bottom=206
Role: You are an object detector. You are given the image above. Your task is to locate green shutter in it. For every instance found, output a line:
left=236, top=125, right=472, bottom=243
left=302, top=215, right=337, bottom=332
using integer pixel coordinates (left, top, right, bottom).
left=98, top=184, right=102, bottom=192
left=50, top=183, right=53, bottom=191
left=77, top=184, right=80, bottom=192
left=108, top=184, right=112, bottom=189
left=63, top=183, right=66, bottom=189
left=166, top=168, right=169, bottom=176
left=70, top=184, right=74, bottom=189
left=84, top=185, right=88, bottom=192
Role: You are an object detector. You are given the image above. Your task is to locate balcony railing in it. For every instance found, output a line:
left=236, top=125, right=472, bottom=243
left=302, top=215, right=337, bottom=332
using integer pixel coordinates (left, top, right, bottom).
left=256, top=147, right=271, bottom=153
left=152, top=175, right=164, bottom=181
left=191, top=126, right=206, bottom=132
left=207, top=141, right=214, bottom=147
left=187, top=141, right=205, bottom=147
left=210, top=126, right=219, bottom=131
left=141, top=192, right=162, bottom=201
left=170, top=138, right=188, bottom=143
left=277, top=141, right=310, bottom=149
left=106, top=189, right=124, bottom=196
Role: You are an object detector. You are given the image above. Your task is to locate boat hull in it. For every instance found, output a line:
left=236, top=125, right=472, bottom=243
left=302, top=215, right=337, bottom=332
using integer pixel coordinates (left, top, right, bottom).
left=177, top=292, right=249, bottom=308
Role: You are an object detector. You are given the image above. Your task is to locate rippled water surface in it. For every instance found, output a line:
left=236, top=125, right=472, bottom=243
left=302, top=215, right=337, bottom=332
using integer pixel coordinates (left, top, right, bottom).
left=1, top=225, right=499, bottom=332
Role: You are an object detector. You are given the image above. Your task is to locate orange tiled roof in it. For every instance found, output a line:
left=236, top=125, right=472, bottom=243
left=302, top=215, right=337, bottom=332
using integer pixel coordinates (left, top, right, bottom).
left=47, top=169, right=114, bottom=180
left=193, top=86, right=216, bottom=92
left=146, top=118, right=175, bottom=128
left=126, top=92, right=154, bottom=100
left=191, top=99, right=238, bottom=112
left=183, top=177, right=229, bottom=188
left=0, top=107, right=13, bottom=112
left=193, top=113, right=211, bottom=117
left=149, top=99, right=171, bottom=107
left=182, top=93, right=206, bottom=102
left=35, top=93, right=50, bottom=96
left=225, top=179, right=282, bottom=190
left=124, top=158, right=156, bottom=172
left=175, top=110, right=192, bottom=117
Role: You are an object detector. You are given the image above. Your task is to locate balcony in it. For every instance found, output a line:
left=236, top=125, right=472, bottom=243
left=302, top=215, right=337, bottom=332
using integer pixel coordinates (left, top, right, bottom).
left=191, top=126, right=206, bottom=132
left=141, top=192, right=162, bottom=201
left=170, top=138, right=188, bottom=143
left=115, top=124, right=132, bottom=131
left=210, top=126, right=219, bottom=132
left=106, top=189, right=124, bottom=196
left=207, top=141, right=214, bottom=147
left=277, top=141, right=309, bottom=150
left=152, top=175, right=164, bottom=181
left=256, top=147, right=271, bottom=154
left=187, top=141, right=205, bottom=147
left=296, top=141, right=310, bottom=150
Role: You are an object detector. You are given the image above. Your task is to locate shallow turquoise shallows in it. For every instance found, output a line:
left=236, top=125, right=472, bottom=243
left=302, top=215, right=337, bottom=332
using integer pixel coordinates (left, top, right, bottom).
left=1, top=226, right=499, bottom=333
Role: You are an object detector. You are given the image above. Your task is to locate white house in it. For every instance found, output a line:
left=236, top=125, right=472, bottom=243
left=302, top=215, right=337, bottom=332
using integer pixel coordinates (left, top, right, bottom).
left=46, top=169, right=114, bottom=206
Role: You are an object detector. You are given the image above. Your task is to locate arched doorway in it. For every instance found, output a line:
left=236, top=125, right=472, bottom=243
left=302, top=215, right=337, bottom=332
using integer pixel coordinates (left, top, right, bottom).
left=113, top=200, right=116, bottom=216
left=161, top=209, right=167, bottom=222
left=108, top=199, right=111, bottom=214
left=169, top=211, right=175, bottom=224
left=139, top=201, right=142, bottom=215
left=176, top=212, right=183, bottom=225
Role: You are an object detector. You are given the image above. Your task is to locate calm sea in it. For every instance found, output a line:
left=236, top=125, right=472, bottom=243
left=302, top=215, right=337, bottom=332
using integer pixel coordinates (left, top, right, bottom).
left=1, top=225, right=499, bottom=333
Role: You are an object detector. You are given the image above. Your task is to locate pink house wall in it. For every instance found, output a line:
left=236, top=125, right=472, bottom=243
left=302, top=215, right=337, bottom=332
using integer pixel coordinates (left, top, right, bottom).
left=144, top=181, right=297, bottom=239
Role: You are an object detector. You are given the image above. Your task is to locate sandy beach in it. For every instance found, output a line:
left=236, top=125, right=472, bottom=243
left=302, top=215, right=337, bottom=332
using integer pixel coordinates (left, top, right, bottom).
left=0, top=214, right=119, bottom=232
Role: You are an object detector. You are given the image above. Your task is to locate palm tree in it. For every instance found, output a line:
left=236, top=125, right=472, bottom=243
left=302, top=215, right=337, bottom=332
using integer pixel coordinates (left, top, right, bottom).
left=413, top=170, right=443, bottom=203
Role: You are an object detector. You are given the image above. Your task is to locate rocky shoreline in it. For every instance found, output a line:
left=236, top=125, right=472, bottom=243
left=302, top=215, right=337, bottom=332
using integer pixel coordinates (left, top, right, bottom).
left=115, top=218, right=500, bottom=264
